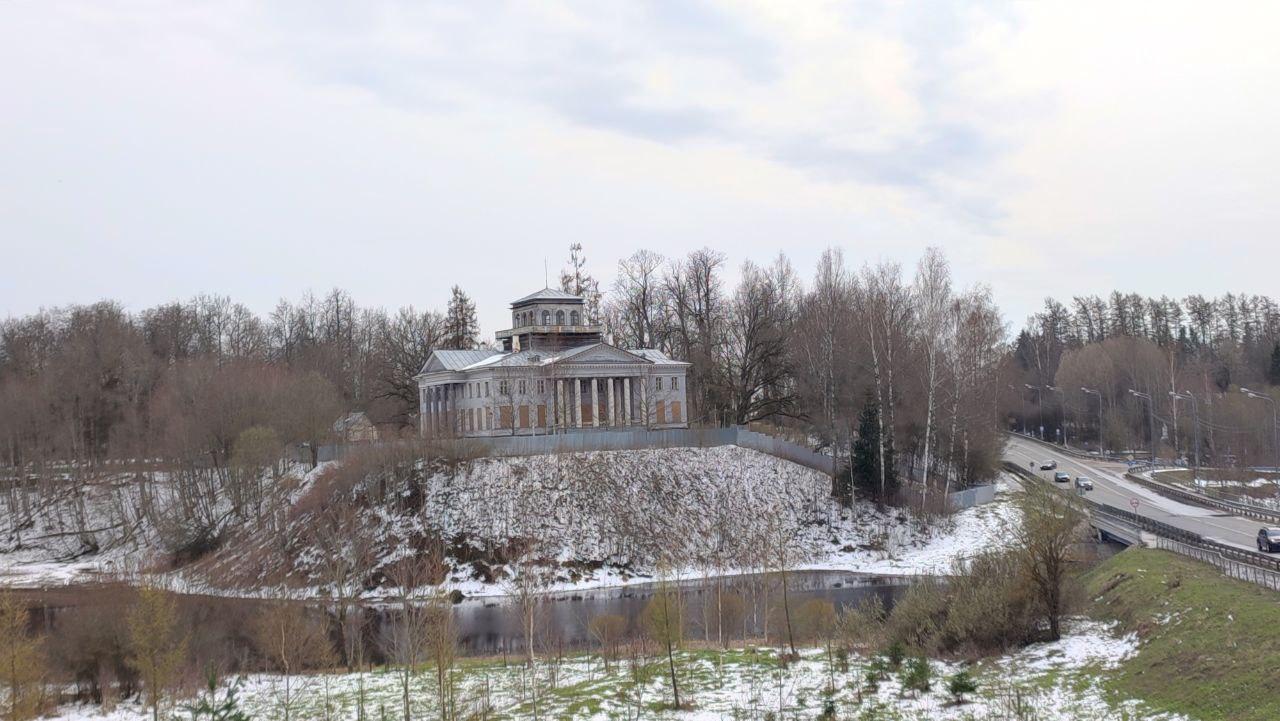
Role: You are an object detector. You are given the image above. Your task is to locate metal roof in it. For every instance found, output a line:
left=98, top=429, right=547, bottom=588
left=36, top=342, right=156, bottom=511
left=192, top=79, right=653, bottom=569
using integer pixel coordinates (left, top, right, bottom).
left=510, top=287, right=583, bottom=306
left=630, top=348, right=687, bottom=365
left=429, top=349, right=503, bottom=371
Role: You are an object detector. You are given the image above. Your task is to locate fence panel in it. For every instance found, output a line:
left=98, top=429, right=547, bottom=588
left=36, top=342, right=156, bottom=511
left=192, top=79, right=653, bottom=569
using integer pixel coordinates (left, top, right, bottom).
left=314, top=426, right=838, bottom=474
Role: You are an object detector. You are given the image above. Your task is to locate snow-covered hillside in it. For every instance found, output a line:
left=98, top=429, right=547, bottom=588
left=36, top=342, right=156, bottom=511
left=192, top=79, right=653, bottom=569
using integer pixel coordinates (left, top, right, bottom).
left=1, top=447, right=1019, bottom=597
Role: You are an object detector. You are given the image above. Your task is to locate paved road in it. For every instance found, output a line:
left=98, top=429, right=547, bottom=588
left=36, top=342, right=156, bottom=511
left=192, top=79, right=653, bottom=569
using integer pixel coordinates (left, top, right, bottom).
left=1003, top=436, right=1267, bottom=551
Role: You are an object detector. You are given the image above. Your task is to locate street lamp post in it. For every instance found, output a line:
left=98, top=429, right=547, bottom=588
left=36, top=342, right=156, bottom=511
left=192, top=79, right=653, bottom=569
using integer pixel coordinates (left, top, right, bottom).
left=1026, top=383, right=1043, bottom=440
left=1008, top=384, right=1026, bottom=434
left=1169, top=390, right=1200, bottom=480
left=1082, top=387, right=1103, bottom=457
left=1045, top=385, right=1066, bottom=447
left=1129, top=389, right=1156, bottom=464
left=1241, top=387, right=1279, bottom=471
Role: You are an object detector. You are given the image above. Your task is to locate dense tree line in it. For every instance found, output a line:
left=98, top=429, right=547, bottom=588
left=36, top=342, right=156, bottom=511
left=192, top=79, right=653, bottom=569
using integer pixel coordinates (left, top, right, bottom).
left=1009, top=292, right=1280, bottom=465
left=603, top=246, right=1007, bottom=505
left=1, top=245, right=1009, bottom=518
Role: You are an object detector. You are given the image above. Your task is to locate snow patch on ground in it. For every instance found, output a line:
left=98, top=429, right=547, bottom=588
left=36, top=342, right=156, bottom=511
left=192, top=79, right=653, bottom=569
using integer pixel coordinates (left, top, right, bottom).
left=44, top=618, right=1185, bottom=721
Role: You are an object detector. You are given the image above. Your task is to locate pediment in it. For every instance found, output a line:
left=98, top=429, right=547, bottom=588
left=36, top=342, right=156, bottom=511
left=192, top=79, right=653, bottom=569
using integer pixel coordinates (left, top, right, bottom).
left=419, top=354, right=446, bottom=374
left=554, top=343, right=649, bottom=366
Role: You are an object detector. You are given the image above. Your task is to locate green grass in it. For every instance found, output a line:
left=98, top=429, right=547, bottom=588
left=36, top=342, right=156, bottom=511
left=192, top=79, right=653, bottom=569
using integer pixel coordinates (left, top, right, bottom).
left=1083, top=546, right=1280, bottom=721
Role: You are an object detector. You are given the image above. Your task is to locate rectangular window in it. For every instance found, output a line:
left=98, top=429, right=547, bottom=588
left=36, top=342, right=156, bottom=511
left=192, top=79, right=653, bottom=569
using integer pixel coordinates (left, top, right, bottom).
left=537, top=379, right=545, bottom=394
left=655, top=377, right=663, bottom=391
left=671, top=377, right=679, bottom=390
left=518, top=379, right=527, bottom=395
left=499, top=380, right=510, bottom=396
left=485, top=381, right=490, bottom=397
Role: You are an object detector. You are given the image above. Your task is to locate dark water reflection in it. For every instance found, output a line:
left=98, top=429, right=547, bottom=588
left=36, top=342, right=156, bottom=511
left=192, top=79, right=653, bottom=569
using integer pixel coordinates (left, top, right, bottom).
left=444, top=571, right=910, bottom=656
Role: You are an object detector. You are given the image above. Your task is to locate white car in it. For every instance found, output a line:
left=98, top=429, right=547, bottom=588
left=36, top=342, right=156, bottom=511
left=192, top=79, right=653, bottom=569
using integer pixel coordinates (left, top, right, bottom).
left=1074, top=477, right=1094, bottom=491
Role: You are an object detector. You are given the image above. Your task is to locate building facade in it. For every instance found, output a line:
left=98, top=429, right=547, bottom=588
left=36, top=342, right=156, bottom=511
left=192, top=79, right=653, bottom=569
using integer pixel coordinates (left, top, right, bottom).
left=415, top=288, right=690, bottom=437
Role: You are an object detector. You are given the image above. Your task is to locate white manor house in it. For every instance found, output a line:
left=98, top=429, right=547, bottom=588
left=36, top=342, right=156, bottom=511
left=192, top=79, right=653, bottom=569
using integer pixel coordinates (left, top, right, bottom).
left=416, top=288, right=690, bottom=437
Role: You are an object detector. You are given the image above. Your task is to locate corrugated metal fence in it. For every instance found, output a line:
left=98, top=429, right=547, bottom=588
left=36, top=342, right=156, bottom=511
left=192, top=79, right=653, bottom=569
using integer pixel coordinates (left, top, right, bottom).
left=315, top=430, right=999, bottom=511
left=316, top=426, right=837, bottom=475
left=948, top=483, right=996, bottom=510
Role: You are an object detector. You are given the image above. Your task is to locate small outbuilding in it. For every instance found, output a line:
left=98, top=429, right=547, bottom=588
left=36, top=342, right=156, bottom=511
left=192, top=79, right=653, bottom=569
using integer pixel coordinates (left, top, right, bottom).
left=333, top=411, right=379, bottom=443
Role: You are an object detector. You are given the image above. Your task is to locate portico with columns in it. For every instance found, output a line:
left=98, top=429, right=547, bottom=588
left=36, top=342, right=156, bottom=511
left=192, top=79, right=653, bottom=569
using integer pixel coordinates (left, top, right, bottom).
left=414, top=289, right=690, bottom=438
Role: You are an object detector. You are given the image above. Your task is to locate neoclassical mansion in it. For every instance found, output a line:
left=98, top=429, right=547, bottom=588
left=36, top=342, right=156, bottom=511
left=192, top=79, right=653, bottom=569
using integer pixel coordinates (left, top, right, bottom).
left=416, top=289, right=690, bottom=437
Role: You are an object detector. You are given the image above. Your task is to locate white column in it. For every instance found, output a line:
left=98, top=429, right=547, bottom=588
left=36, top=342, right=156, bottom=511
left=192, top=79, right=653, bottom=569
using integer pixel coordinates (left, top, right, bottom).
left=640, top=376, right=649, bottom=428
left=428, top=387, right=437, bottom=436
left=606, top=378, right=615, bottom=428
left=573, top=378, right=582, bottom=428
left=556, top=379, right=565, bottom=430
left=590, top=377, right=600, bottom=427
left=623, top=378, right=632, bottom=426
left=436, top=387, right=444, bottom=435
left=444, top=386, right=453, bottom=435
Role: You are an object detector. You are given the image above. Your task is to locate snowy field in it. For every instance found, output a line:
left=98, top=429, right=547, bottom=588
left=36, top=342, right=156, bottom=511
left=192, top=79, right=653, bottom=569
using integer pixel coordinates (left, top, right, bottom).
left=1, top=447, right=1020, bottom=598
left=46, top=619, right=1185, bottom=721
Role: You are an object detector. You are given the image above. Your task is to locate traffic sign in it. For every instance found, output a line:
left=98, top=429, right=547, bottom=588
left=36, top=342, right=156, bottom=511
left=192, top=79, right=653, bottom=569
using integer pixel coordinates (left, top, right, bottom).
left=1129, top=498, right=1140, bottom=511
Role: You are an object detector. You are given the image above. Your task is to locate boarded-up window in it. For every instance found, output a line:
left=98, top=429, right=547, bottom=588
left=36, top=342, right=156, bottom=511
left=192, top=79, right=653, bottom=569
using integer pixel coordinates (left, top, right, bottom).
left=656, top=400, right=666, bottom=425
left=500, top=406, right=512, bottom=429
left=537, top=404, right=547, bottom=428
left=519, top=405, right=530, bottom=428
left=671, top=400, right=682, bottom=424
left=582, top=403, right=593, bottom=425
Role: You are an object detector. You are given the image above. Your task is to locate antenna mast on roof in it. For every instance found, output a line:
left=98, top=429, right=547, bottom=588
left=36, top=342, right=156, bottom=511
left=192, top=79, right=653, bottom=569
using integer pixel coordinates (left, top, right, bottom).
left=544, top=258, right=548, bottom=289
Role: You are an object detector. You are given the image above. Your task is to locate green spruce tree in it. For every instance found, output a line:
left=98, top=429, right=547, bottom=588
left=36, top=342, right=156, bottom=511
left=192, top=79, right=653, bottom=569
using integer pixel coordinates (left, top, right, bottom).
left=443, top=286, right=479, bottom=350
left=851, top=390, right=881, bottom=502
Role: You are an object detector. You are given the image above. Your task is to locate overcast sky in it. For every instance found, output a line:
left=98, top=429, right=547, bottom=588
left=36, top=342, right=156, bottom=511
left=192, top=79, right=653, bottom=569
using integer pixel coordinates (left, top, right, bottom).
left=3, top=1, right=1279, bottom=338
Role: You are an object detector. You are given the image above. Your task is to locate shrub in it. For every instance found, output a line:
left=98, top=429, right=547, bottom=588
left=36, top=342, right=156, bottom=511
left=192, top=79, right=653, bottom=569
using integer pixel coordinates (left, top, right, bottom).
left=838, top=595, right=886, bottom=653
left=884, top=578, right=948, bottom=652
left=182, top=673, right=251, bottom=721
left=900, top=656, right=932, bottom=695
left=880, top=640, right=906, bottom=671
left=947, top=669, right=978, bottom=704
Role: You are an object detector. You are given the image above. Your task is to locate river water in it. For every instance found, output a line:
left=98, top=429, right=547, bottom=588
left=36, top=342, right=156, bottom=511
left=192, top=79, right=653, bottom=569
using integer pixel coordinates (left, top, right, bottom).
left=449, top=571, right=910, bottom=656
left=16, top=571, right=912, bottom=662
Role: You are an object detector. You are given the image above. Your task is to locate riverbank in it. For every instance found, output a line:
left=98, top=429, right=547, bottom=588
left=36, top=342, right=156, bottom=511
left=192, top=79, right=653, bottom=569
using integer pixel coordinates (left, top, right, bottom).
left=1085, top=546, right=1280, bottom=721
left=46, top=618, right=1185, bottom=721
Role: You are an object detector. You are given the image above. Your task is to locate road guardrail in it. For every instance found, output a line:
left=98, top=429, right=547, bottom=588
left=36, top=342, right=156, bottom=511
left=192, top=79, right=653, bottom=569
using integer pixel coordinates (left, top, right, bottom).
left=1002, top=461, right=1280, bottom=575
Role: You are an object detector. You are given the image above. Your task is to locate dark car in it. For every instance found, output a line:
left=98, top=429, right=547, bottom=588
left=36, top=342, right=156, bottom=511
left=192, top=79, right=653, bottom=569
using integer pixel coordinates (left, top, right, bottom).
left=1074, top=477, right=1094, bottom=491
left=1258, top=528, right=1280, bottom=553
left=1040, top=460, right=1058, bottom=470
left=1053, top=471, right=1071, bottom=483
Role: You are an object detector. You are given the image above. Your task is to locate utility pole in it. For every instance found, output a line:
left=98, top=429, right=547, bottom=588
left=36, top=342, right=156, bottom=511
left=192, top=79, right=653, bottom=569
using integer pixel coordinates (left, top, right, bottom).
left=1046, top=385, right=1066, bottom=447
left=1169, top=390, right=1200, bottom=481
left=1241, top=387, right=1279, bottom=471
left=1129, top=389, right=1156, bottom=464
left=1082, top=387, right=1104, bottom=458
